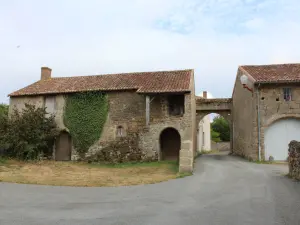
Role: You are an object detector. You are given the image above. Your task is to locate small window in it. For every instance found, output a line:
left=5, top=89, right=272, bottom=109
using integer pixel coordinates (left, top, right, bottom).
left=168, top=95, right=185, bottom=116
left=45, top=96, right=56, bottom=115
left=116, top=126, right=124, bottom=137
left=283, top=88, right=292, bottom=101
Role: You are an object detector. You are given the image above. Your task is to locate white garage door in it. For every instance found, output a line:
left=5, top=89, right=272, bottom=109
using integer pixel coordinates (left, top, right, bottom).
left=265, top=118, right=300, bottom=161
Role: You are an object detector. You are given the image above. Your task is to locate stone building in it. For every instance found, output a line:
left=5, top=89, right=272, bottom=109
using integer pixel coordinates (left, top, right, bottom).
left=8, top=67, right=196, bottom=172
left=232, top=63, right=300, bottom=161
left=196, top=92, right=211, bottom=152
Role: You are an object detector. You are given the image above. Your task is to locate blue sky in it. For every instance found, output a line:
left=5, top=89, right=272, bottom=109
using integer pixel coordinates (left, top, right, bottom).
left=1, top=0, right=300, bottom=103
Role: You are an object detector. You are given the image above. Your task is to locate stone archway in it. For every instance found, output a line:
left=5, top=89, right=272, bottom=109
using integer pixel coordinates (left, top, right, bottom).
left=160, top=127, right=181, bottom=161
left=196, top=112, right=232, bottom=152
left=195, top=97, right=232, bottom=153
left=55, top=131, right=72, bottom=161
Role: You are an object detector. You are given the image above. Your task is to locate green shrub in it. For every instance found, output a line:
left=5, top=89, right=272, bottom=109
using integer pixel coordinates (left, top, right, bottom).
left=64, top=92, right=108, bottom=155
left=0, top=104, right=9, bottom=149
left=211, top=129, right=221, bottom=142
left=211, top=116, right=230, bottom=142
left=4, top=104, right=58, bottom=160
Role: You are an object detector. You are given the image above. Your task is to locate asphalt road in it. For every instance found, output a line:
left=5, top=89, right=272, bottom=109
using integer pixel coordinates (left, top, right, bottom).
left=1, top=153, right=300, bottom=225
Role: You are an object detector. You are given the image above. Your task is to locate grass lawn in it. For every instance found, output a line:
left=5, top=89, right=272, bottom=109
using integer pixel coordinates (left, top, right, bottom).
left=0, top=158, right=191, bottom=187
left=252, top=160, right=288, bottom=165
left=201, top=149, right=220, bottom=154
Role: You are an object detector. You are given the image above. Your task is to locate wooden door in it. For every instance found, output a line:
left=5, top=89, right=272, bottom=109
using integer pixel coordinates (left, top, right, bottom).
left=55, top=132, right=71, bottom=161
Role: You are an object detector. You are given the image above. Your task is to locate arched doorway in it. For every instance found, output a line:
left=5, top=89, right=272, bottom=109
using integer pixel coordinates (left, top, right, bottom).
left=264, top=118, right=300, bottom=161
left=55, top=131, right=72, bottom=161
left=197, top=113, right=231, bottom=153
left=160, top=128, right=181, bottom=161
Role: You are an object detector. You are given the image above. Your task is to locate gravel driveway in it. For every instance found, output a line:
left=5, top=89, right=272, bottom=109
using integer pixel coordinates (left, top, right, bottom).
left=1, top=153, right=299, bottom=225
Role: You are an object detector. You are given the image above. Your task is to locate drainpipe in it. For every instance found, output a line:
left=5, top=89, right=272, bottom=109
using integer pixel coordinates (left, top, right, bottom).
left=256, top=84, right=261, bottom=161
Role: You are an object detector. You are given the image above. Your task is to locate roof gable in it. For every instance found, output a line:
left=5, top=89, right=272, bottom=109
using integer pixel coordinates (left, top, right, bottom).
left=9, top=69, right=192, bottom=97
left=240, top=63, right=300, bottom=83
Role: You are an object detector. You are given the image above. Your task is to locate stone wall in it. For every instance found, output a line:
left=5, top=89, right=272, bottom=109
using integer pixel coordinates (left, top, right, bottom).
left=232, top=69, right=257, bottom=160
left=138, top=93, right=195, bottom=172
left=211, top=141, right=230, bottom=151
left=259, top=84, right=300, bottom=160
left=9, top=90, right=194, bottom=170
left=9, top=96, right=44, bottom=116
left=86, top=91, right=146, bottom=160
left=288, top=140, right=300, bottom=180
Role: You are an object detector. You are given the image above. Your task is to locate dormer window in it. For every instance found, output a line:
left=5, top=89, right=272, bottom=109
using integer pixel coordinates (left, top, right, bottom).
left=283, top=88, right=292, bottom=101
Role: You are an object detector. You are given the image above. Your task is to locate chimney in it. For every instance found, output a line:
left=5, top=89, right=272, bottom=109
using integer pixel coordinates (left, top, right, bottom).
left=203, top=91, right=207, bottom=99
left=41, top=67, right=52, bottom=80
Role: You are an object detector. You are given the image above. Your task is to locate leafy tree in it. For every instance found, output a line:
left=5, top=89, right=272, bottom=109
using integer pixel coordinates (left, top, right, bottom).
left=211, top=128, right=221, bottom=142
left=0, top=104, right=8, bottom=117
left=4, top=104, right=58, bottom=160
left=0, top=104, right=9, bottom=149
left=211, top=116, right=230, bottom=142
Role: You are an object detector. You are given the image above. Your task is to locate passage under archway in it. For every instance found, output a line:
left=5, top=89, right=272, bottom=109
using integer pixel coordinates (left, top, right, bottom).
left=55, top=131, right=72, bottom=161
left=197, top=113, right=231, bottom=153
left=160, top=128, right=181, bottom=161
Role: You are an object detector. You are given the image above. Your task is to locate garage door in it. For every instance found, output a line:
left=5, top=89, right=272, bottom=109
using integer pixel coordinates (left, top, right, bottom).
left=264, top=118, right=300, bottom=161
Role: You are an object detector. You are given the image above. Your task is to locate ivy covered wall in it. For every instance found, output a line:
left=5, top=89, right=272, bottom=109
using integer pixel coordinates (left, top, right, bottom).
left=64, top=92, right=108, bottom=155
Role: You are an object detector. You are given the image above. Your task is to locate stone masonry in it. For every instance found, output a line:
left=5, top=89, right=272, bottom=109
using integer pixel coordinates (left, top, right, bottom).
left=232, top=64, right=300, bottom=161
left=9, top=67, right=196, bottom=173
left=258, top=84, right=300, bottom=160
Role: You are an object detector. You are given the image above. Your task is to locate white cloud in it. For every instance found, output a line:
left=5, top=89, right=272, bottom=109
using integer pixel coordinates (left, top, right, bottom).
left=0, top=0, right=300, bottom=103
left=243, top=18, right=265, bottom=30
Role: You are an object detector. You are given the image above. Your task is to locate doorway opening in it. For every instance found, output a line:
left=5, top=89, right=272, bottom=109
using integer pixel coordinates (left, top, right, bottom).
left=55, top=131, right=72, bottom=161
left=160, top=128, right=181, bottom=161
left=198, top=113, right=231, bottom=153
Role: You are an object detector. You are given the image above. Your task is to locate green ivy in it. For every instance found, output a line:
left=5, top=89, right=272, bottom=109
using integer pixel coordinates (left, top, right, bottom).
left=64, top=92, right=108, bottom=154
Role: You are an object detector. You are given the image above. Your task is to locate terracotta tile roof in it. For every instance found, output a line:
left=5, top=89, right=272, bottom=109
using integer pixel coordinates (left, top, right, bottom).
left=240, top=63, right=300, bottom=83
left=9, top=69, right=192, bottom=97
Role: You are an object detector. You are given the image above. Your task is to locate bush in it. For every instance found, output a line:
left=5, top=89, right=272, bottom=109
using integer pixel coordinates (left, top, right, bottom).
left=86, top=137, right=158, bottom=164
left=211, top=129, right=221, bottom=142
left=4, top=104, right=58, bottom=160
left=211, top=116, right=230, bottom=142
left=0, top=104, right=9, bottom=151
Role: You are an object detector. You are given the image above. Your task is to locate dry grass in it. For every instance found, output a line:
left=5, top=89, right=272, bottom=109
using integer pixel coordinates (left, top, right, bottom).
left=0, top=159, right=183, bottom=187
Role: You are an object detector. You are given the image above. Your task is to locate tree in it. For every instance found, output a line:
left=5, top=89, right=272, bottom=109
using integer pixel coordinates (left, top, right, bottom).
left=211, top=128, right=221, bottom=142
left=211, top=116, right=230, bottom=142
left=0, top=104, right=9, bottom=149
left=4, top=104, right=58, bottom=160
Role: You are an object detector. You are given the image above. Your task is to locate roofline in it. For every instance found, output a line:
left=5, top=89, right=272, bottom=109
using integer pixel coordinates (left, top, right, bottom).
left=8, top=68, right=194, bottom=97
left=9, top=89, right=191, bottom=97
left=254, top=80, right=300, bottom=84
left=238, top=66, right=257, bottom=82
left=231, top=66, right=256, bottom=98
left=53, top=68, right=195, bottom=80
left=8, top=88, right=140, bottom=97
left=239, top=63, right=300, bottom=67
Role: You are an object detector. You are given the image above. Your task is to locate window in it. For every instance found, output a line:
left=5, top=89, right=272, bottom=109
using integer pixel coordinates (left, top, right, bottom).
left=168, top=95, right=185, bottom=116
left=45, top=96, right=56, bottom=116
left=283, top=88, right=292, bottom=101
left=116, top=126, right=124, bottom=137
left=202, top=132, right=205, bottom=146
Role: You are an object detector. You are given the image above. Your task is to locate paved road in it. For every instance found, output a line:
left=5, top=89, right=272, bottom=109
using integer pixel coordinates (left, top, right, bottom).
left=1, top=154, right=300, bottom=225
